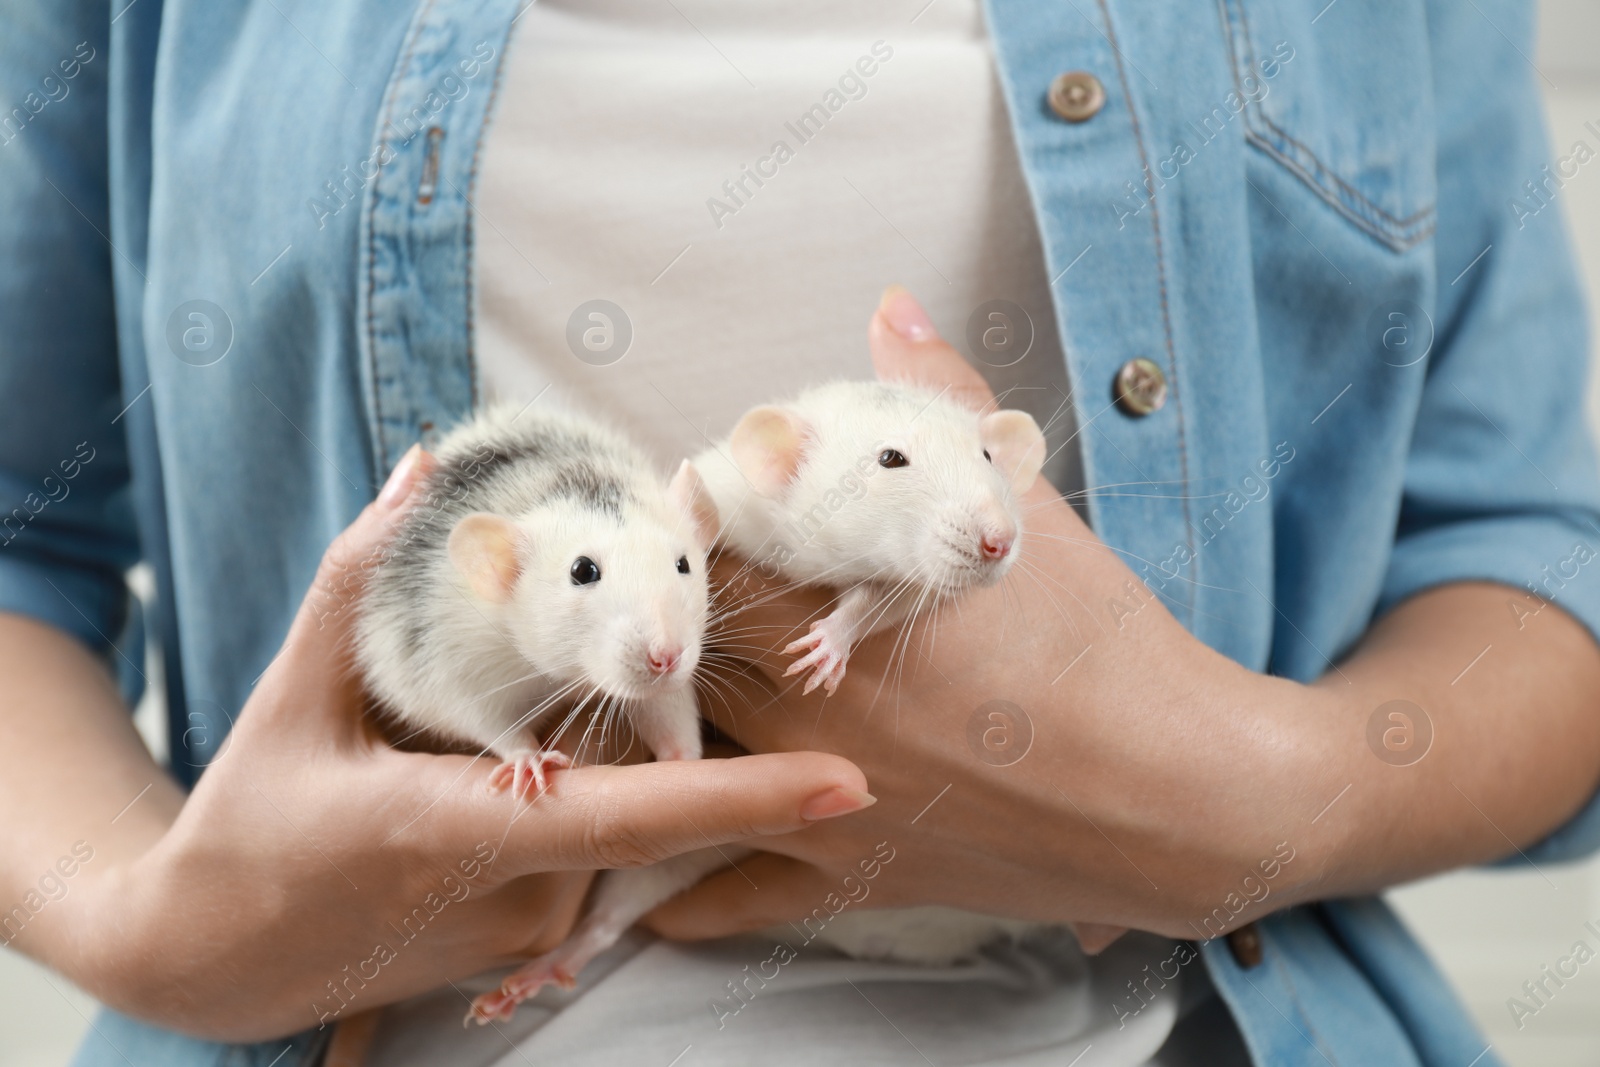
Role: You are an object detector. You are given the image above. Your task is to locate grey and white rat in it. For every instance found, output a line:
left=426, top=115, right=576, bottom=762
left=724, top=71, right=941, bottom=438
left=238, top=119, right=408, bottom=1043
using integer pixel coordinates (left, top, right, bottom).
left=354, top=405, right=726, bottom=1027
left=464, top=382, right=1054, bottom=1025
left=355, top=403, right=720, bottom=793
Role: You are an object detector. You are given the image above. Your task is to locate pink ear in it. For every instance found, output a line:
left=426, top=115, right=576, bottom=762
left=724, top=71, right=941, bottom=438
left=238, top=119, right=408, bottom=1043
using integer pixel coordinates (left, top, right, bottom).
left=980, top=409, right=1046, bottom=494
left=447, top=513, right=524, bottom=603
left=667, top=459, right=721, bottom=548
left=730, top=405, right=810, bottom=497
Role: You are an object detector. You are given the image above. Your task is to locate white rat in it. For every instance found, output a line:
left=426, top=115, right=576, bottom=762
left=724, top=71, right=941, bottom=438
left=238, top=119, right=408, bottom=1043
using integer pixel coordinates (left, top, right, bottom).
left=355, top=405, right=726, bottom=1027
left=695, top=379, right=1048, bottom=694
left=462, top=382, right=1056, bottom=1024
left=690, top=380, right=1055, bottom=962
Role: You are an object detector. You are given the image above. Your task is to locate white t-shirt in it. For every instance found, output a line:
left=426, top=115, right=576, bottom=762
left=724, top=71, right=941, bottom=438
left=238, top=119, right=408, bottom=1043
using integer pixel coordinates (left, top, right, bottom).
left=368, top=2, right=1253, bottom=1064
left=470, top=0, right=1084, bottom=499
left=365, top=930, right=1245, bottom=1067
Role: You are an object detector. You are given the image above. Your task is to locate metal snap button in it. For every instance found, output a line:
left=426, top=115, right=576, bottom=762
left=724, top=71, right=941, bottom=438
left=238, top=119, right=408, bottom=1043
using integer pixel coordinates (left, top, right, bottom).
left=1112, top=358, right=1167, bottom=416
left=1048, top=71, right=1106, bottom=122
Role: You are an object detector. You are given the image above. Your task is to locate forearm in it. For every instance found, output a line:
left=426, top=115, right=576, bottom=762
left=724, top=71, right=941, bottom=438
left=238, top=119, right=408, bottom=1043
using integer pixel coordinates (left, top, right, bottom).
left=1304, top=582, right=1600, bottom=897
left=0, top=613, right=183, bottom=974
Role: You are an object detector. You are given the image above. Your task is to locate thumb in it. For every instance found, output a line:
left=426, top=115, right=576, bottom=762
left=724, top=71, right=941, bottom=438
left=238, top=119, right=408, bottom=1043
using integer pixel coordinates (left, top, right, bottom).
left=423, top=752, right=874, bottom=880
left=869, top=285, right=994, bottom=412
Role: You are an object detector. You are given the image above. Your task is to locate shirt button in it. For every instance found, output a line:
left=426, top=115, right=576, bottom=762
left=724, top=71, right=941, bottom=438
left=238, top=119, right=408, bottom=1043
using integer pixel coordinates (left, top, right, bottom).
left=1227, top=923, right=1264, bottom=968
left=1112, top=358, right=1167, bottom=416
left=1048, top=71, right=1106, bottom=122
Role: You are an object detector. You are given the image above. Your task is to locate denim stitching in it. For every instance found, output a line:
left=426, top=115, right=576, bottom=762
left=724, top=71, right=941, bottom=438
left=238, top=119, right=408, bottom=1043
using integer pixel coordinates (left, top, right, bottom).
left=363, top=0, right=441, bottom=472
left=1221, top=0, right=1436, bottom=252
left=1244, top=128, right=1436, bottom=252
left=1095, top=0, right=1197, bottom=623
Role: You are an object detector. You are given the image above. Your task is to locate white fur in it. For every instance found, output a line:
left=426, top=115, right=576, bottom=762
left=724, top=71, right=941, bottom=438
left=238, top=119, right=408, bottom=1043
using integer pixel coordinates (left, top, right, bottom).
left=448, top=390, right=1051, bottom=1022
left=354, top=405, right=712, bottom=763
left=694, top=380, right=1038, bottom=596
left=798, top=907, right=1042, bottom=964
left=689, top=381, right=1052, bottom=963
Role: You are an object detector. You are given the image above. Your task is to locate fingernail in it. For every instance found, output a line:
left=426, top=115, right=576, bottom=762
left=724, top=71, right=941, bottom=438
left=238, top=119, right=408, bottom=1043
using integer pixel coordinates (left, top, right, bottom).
left=379, top=444, right=423, bottom=509
left=879, top=285, right=937, bottom=342
left=800, top=787, right=877, bottom=822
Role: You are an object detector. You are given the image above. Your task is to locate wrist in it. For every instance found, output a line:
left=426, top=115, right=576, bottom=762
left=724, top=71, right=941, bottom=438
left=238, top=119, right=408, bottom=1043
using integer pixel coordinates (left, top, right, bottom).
left=56, top=852, right=157, bottom=1005
left=1256, top=676, right=1377, bottom=910
left=1024, top=643, right=1336, bottom=933
left=1171, top=660, right=1352, bottom=930
left=56, top=836, right=206, bottom=1031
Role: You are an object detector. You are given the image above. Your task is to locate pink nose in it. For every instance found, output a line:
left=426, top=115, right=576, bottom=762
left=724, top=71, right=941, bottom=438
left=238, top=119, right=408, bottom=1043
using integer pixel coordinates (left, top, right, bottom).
left=980, top=532, right=1013, bottom=561
left=647, top=645, right=682, bottom=676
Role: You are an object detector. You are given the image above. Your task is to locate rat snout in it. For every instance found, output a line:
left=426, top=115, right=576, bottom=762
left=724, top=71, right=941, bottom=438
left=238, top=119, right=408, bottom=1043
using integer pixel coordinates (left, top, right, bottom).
left=974, top=503, right=1019, bottom=568
left=610, top=610, right=693, bottom=692
left=646, top=642, right=683, bottom=678
left=979, top=529, right=1014, bottom=561
left=932, top=500, right=1021, bottom=586
left=639, top=602, right=702, bottom=686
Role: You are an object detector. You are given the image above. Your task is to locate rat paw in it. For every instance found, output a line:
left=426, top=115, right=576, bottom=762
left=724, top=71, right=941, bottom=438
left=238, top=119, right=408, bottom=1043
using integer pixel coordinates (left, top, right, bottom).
left=464, top=954, right=578, bottom=1025
left=783, top=620, right=852, bottom=695
left=488, top=749, right=572, bottom=800
left=464, top=990, right=519, bottom=1027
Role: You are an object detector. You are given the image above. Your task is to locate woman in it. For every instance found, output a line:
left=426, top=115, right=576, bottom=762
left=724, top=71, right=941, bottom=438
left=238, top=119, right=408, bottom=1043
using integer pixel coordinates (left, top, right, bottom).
left=3, top=1, right=1598, bottom=1064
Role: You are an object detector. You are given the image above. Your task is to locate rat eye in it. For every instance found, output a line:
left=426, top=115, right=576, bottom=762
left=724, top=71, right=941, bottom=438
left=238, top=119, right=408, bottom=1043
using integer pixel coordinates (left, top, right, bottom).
left=676, top=555, right=691, bottom=575
left=878, top=449, right=909, bottom=469
left=983, top=449, right=992, bottom=463
left=569, top=556, right=601, bottom=585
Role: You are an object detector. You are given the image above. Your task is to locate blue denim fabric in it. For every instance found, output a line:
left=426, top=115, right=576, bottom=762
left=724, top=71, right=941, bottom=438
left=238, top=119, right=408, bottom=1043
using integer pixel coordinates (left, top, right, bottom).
left=0, top=0, right=1593, bottom=1064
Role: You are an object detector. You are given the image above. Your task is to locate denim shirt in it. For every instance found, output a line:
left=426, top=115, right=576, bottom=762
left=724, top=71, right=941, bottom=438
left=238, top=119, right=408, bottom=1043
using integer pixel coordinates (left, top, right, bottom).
left=5, top=1, right=1599, bottom=1065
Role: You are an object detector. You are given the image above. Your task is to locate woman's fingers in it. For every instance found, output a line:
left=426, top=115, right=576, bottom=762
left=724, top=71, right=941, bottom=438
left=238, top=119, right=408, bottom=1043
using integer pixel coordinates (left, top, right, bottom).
left=424, top=752, right=873, bottom=880
left=869, top=286, right=995, bottom=412
left=640, top=851, right=846, bottom=940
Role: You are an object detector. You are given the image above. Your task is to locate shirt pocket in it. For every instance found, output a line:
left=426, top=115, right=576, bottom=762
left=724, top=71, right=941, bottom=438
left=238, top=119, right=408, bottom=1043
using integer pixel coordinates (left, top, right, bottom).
left=1219, top=0, right=1437, bottom=251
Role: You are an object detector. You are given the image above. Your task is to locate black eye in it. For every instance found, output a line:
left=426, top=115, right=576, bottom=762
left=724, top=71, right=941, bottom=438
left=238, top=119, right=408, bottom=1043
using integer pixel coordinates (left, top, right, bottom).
left=569, top=556, right=601, bottom=585
left=983, top=450, right=992, bottom=463
left=878, top=449, right=909, bottom=469
left=676, top=555, right=691, bottom=575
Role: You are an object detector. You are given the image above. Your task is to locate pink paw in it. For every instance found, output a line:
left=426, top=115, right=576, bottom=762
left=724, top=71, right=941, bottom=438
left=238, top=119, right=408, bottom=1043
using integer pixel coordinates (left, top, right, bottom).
left=488, top=749, right=571, bottom=800
left=783, top=619, right=851, bottom=695
left=464, top=956, right=578, bottom=1026
left=465, top=989, right=518, bottom=1027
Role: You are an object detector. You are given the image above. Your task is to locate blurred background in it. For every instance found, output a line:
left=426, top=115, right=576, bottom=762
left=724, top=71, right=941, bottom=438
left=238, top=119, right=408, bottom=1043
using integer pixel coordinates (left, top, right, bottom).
left=5, top=2, right=1600, bottom=1063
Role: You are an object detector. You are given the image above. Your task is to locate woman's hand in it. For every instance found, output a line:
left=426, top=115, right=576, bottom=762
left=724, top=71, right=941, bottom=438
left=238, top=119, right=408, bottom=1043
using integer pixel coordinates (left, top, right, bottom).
left=645, top=286, right=1600, bottom=950
left=53, top=448, right=868, bottom=1042
left=643, top=288, right=1319, bottom=947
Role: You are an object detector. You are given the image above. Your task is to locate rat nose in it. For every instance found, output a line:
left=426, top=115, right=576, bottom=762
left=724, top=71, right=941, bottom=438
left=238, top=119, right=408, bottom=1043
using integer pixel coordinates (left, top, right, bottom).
left=979, top=531, right=1013, bottom=561
left=647, top=644, right=682, bottom=677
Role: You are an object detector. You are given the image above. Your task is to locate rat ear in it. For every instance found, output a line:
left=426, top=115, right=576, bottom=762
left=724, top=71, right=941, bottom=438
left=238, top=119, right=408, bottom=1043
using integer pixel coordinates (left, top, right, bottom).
left=980, top=409, right=1046, bottom=494
left=668, top=459, right=720, bottom=548
left=447, top=513, right=524, bottom=603
left=730, top=405, right=810, bottom=497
